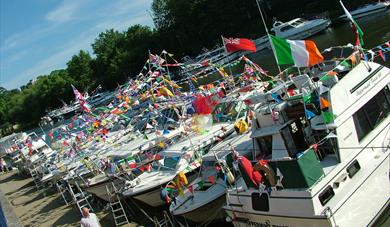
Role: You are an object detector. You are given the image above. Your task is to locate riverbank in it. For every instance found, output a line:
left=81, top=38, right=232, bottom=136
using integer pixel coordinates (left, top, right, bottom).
left=0, top=170, right=135, bottom=227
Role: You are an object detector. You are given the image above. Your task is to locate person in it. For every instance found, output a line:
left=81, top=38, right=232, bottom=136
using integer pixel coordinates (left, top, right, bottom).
left=0, top=158, right=7, bottom=173
left=80, top=208, right=101, bottom=227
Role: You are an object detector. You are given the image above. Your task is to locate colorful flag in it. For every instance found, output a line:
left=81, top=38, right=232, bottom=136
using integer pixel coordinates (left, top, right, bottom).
left=340, top=1, right=364, bottom=46
left=71, top=84, right=91, bottom=113
left=223, top=37, right=256, bottom=53
left=270, top=35, right=324, bottom=67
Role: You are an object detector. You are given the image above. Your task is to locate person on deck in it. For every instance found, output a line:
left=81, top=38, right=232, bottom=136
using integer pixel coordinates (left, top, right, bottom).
left=80, top=208, right=101, bottom=227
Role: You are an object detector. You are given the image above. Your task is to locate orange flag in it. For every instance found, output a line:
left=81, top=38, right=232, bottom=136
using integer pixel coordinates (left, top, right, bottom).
left=320, top=97, right=330, bottom=109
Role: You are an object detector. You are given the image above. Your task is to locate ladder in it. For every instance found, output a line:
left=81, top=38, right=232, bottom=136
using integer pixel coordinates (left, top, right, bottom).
left=55, top=180, right=71, bottom=205
left=153, top=211, right=174, bottom=227
left=106, top=182, right=130, bottom=226
left=68, top=180, right=94, bottom=215
left=29, top=168, right=43, bottom=191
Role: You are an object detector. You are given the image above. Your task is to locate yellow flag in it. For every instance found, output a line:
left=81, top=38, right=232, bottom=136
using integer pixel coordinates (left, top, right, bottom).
left=159, top=86, right=174, bottom=97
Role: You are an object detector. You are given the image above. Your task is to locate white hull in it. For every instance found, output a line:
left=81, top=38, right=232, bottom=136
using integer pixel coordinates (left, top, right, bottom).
left=339, top=4, right=388, bottom=20
left=225, top=155, right=389, bottom=227
left=84, top=178, right=123, bottom=202
left=285, top=22, right=330, bottom=40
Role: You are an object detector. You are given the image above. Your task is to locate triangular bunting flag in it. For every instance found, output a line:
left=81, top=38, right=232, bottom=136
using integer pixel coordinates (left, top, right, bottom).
left=319, top=85, right=330, bottom=95
left=322, top=111, right=336, bottom=124
left=378, top=50, right=386, bottom=62
left=320, top=97, right=330, bottom=109
left=305, top=109, right=316, bottom=120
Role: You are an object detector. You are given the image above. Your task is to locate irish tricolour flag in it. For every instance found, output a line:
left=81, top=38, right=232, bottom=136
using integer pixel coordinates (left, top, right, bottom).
left=270, top=35, right=324, bottom=67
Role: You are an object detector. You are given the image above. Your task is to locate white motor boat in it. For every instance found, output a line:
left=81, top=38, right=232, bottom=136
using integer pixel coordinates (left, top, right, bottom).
left=223, top=49, right=390, bottom=227
left=338, top=2, right=388, bottom=20
left=271, top=17, right=331, bottom=40
left=169, top=130, right=255, bottom=223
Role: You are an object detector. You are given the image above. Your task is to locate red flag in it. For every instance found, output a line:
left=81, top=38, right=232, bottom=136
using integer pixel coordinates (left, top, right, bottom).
left=188, top=185, right=193, bottom=193
left=223, top=37, right=256, bottom=53
left=208, top=175, right=215, bottom=184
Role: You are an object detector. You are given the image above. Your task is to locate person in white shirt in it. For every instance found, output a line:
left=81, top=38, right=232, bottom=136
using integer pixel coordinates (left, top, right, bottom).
left=80, top=208, right=101, bottom=227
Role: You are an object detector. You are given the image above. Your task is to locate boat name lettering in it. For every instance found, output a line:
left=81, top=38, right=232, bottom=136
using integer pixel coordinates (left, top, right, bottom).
left=246, top=220, right=289, bottom=227
left=351, top=66, right=383, bottom=95
left=355, top=71, right=381, bottom=96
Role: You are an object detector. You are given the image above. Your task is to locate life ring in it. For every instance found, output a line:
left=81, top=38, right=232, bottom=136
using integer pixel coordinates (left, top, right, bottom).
left=253, top=160, right=277, bottom=187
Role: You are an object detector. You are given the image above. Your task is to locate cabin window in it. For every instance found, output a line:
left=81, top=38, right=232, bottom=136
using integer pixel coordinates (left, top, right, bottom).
left=318, top=185, right=334, bottom=206
left=280, top=25, right=294, bottom=32
left=281, top=120, right=309, bottom=157
left=256, top=136, right=272, bottom=159
left=251, top=193, right=270, bottom=211
left=353, top=86, right=390, bottom=141
left=346, top=160, right=360, bottom=178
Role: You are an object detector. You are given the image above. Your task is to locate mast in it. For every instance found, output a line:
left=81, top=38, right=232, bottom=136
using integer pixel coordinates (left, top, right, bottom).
left=255, top=0, right=281, bottom=73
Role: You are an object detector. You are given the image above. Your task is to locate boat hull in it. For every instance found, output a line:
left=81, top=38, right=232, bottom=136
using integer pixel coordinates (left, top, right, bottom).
left=285, top=21, right=330, bottom=40
left=174, top=194, right=227, bottom=224
left=339, top=5, right=387, bottom=20
left=132, top=169, right=200, bottom=207
left=84, top=178, right=124, bottom=202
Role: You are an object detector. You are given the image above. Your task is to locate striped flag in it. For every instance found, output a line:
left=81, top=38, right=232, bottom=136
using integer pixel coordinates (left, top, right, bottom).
left=71, top=84, right=91, bottom=113
left=340, top=1, right=364, bottom=47
left=270, top=35, right=324, bottom=67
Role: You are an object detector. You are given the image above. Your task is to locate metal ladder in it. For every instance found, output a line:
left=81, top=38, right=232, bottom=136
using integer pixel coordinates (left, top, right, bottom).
left=55, top=180, right=71, bottom=205
left=106, top=182, right=130, bottom=226
left=29, top=168, right=43, bottom=191
left=153, top=211, right=174, bottom=227
left=68, top=180, right=94, bottom=215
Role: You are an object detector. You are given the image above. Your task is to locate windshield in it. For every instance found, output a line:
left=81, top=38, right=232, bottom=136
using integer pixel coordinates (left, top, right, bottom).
left=151, top=156, right=181, bottom=171
left=201, top=160, right=217, bottom=180
left=212, top=101, right=247, bottom=123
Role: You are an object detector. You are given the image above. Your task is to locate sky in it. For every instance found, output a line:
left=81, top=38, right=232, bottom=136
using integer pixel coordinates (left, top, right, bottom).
left=0, top=0, right=154, bottom=90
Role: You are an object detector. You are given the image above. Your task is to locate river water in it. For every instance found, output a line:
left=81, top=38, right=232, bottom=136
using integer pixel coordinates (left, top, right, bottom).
left=249, top=10, right=390, bottom=74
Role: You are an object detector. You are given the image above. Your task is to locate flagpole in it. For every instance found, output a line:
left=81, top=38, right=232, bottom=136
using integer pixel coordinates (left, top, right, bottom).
left=255, top=0, right=281, bottom=73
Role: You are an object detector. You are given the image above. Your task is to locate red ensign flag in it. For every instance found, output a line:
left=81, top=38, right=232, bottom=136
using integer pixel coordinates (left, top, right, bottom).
left=223, top=37, right=256, bottom=53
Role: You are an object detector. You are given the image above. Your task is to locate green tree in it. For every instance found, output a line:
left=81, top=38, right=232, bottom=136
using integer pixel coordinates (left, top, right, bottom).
left=66, top=50, right=93, bottom=92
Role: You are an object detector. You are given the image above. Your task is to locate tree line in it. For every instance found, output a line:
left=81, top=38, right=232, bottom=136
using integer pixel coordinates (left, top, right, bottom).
left=0, top=0, right=374, bottom=136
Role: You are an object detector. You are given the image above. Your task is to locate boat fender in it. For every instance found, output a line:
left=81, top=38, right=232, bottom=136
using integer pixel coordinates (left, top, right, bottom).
left=234, top=119, right=248, bottom=134
left=253, top=160, right=277, bottom=187
left=224, top=167, right=235, bottom=185
left=218, top=160, right=235, bottom=185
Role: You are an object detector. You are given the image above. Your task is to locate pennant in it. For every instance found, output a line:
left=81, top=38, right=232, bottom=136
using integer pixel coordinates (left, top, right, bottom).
left=146, top=123, right=153, bottom=129
left=163, top=129, right=170, bottom=135
left=198, top=180, right=204, bottom=189
left=319, top=85, right=330, bottom=95
left=340, top=60, right=351, bottom=67
left=146, top=164, right=152, bottom=172
left=154, top=154, right=161, bottom=160
left=208, top=175, right=215, bottom=184
left=350, top=54, right=357, bottom=65
left=320, top=97, right=330, bottom=109
left=378, top=50, right=386, bottom=62
left=188, top=185, right=193, bottom=193
left=305, top=109, right=316, bottom=120
left=271, top=93, right=282, bottom=103
left=143, top=133, right=149, bottom=140
left=322, top=111, right=336, bottom=124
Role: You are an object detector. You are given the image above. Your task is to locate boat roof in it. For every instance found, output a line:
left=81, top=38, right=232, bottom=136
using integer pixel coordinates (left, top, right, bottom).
left=203, top=130, right=253, bottom=161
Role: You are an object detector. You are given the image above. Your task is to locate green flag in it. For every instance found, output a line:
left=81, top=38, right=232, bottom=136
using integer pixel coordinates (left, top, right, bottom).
left=340, top=1, right=364, bottom=46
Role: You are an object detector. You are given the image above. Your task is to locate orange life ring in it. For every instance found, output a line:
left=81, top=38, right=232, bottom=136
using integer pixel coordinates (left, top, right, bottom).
left=253, top=160, right=277, bottom=187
